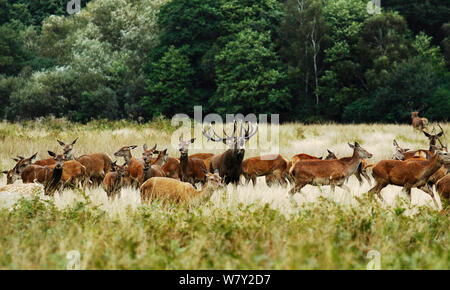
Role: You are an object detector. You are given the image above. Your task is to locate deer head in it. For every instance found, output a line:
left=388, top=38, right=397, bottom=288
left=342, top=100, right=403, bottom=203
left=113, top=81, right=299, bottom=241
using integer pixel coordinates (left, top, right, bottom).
left=325, top=149, right=337, bottom=160
left=142, top=144, right=158, bottom=163
left=424, top=125, right=447, bottom=152
left=5, top=153, right=37, bottom=184
left=348, top=142, right=373, bottom=159
left=179, top=134, right=196, bottom=156
left=48, top=151, right=65, bottom=170
left=57, top=138, right=78, bottom=160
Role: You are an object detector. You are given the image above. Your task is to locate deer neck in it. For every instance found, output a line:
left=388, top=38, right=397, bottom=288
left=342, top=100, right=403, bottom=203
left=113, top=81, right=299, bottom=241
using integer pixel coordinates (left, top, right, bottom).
left=342, top=149, right=362, bottom=176
left=180, top=152, right=188, bottom=176
left=153, top=154, right=164, bottom=167
left=421, top=153, right=442, bottom=180
left=123, top=152, right=133, bottom=164
left=192, top=185, right=216, bottom=205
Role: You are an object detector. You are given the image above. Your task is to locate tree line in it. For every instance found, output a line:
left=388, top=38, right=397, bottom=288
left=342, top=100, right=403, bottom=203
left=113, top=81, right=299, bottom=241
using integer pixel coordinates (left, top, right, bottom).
left=0, top=0, right=449, bottom=123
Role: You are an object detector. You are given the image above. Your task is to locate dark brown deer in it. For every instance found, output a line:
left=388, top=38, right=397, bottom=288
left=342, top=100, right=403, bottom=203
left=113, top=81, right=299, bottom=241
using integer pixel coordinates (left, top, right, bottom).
left=114, top=145, right=143, bottom=188
left=411, top=111, right=428, bottom=131
left=178, top=135, right=208, bottom=186
left=290, top=142, right=373, bottom=195
left=242, top=154, right=290, bottom=187
left=58, top=138, right=113, bottom=186
left=202, top=120, right=258, bottom=186
left=102, top=161, right=127, bottom=197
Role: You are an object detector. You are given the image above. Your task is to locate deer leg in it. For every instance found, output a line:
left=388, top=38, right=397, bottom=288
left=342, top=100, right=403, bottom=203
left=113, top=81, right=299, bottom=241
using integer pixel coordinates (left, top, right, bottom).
left=368, top=182, right=386, bottom=201
left=402, top=187, right=412, bottom=203
left=289, top=182, right=305, bottom=195
left=251, top=176, right=257, bottom=187
left=361, top=169, right=372, bottom=187
left=354, top=171, right=363, bottom=186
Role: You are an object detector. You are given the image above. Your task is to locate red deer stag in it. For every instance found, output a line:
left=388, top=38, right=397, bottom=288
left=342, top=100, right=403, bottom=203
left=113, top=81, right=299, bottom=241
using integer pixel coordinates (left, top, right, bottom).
left=242, top=154, right=290, bottom=187
left=114, top=145, right=143, bottom=188
left=289, top=142, right=373, bottom=195
left=178, top=135, right=208, bottom=186
left=58, top=138, right=113, bottom=186
left=202, top=120, right=258, bottom=185
left=369, top=147, right=450, bottom=208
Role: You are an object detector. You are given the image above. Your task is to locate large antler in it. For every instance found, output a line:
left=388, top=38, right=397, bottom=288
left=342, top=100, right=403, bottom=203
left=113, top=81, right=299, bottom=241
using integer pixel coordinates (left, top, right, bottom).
left=202, top=122, right=235, bottom=142
left=243, top=121, right=258, bottom=139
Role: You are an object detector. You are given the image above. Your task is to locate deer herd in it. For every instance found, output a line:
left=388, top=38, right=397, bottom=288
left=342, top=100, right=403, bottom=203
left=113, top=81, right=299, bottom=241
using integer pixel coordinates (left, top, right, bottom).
left=1, top=117, right=450, bottom=209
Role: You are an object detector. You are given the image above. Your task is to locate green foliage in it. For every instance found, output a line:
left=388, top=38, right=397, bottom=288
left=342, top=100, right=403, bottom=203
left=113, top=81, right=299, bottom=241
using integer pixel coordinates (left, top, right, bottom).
left=142, top=46, right=196, bottom=119
left=213, top=29, right=291, bottom=115
left=0, top=24, right=26, bottom=75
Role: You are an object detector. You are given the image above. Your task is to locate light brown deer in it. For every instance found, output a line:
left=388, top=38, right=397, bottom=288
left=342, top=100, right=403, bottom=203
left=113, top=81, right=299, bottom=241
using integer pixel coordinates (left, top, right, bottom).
left=178, top=136, right=208, bottom=186
left=369, top=148, right=450, bottom=208
left=411, top=111, right=428, bottom=131
left=143, top=149, right=168, bottom=182
left=203, top=120, right=258, bottom=185
left=58, top=138, right=113, bottom=186
left=289, top=142, right=373, bottom=195
left=242, top=154, right=290, bottom=187
left=102, top=161, right=127, bottom=197
left=140, top=172, right=222, bottom=205
left=114, top=145, right=143, bottom=188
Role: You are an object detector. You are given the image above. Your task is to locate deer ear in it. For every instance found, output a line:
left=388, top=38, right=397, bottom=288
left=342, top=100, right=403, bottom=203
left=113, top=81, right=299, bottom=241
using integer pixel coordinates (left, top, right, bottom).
left=354, top=142, right=360, bottom=147
left=393, top=140, right=398, bottom=147
left=348, top=143, right=355, bottom=149
left=438, top=131, right=444, bottom=138
left=152, top=144, right=157, bottom=150
left=1, top=170, right=8, bottom=174
left=72, top=138, right=78, bottom=145
left=30, top=152, right=38, bottom=160
left=423, top=131, right=431, bottom=138
left=12, top=158, right=19, bottom=162
left=48, top=151, right=56, bottom=157
left=57, top=139, right=65, bottom=146
left=130, top=145, right=137, bottom=149
left=163, top=149, right=167, bottom=154
left=143, top=144, right=148, bottom=151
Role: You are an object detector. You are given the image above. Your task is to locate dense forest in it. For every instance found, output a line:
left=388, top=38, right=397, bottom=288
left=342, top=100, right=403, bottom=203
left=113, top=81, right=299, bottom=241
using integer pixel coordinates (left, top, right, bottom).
left=0, top=0, right=449, bottom=123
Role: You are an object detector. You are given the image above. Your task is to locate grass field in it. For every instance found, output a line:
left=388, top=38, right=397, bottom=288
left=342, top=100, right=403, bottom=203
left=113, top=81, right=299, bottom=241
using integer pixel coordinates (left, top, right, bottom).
left=0, top=118, right=449, bottom=269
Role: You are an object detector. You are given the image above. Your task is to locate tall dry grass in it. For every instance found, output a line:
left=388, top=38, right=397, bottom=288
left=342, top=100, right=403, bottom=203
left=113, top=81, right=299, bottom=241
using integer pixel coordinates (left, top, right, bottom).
left=0, top=118, right=448, bottom=269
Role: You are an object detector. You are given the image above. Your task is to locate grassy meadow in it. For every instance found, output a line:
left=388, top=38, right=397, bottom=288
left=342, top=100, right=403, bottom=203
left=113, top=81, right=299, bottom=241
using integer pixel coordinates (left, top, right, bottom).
left=0, top=117, right=449, bottom=269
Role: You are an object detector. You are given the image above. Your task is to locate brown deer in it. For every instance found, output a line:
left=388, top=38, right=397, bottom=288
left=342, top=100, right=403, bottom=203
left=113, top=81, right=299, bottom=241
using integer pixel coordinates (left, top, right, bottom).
left=324, top=149, right=372, bottom=186
left=143, top=149, right=168, bottom=182
left=161, top=157, right=182, bottom=180
left=436, top=174, right=450, bottom=204
left=178, top=136, right=208, bottom=186
left=21, top=151, right=65, bottom=195
left=392, top=139, right=448, bottom=197
left=140, top=172, right=223, bottom=205
left=369, top=147, right=450, bottom=208
left=202, top=120, right=258, bottom=185
left=102, top=161, right=127, bottom=197
left=289, top=142, right=373, bottom=195
left=411, top=111, right=428, bottom=131
left=114, top=145, right=143, bottom=188
left=3, top=153, right=38, bottom=184
left=58, top=138, right=113, bottom=186
left=242, top=154, right=290, bottom=187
